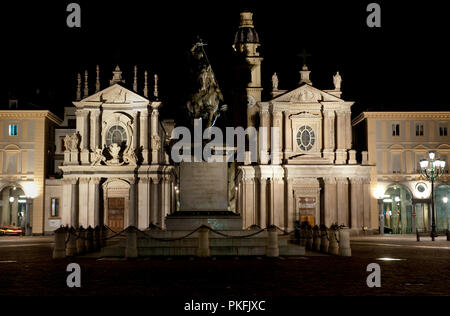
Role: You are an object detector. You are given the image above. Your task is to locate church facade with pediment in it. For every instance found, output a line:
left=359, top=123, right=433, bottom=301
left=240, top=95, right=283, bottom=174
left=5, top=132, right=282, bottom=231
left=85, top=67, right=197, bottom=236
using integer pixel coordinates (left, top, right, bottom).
left=59, top=67, right=176, bottom=232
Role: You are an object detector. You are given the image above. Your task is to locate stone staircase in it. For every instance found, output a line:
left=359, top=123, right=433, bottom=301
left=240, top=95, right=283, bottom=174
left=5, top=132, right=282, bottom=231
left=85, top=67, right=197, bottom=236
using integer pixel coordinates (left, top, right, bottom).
left=100, top=230, right=305, bottom=257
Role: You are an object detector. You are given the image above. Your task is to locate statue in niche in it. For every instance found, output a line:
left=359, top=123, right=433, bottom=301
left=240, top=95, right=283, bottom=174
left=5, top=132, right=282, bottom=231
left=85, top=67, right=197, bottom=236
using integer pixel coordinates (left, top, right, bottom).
left=186, top=39, right=227, bottom=128
left=333, top=71, right=342, bottom=91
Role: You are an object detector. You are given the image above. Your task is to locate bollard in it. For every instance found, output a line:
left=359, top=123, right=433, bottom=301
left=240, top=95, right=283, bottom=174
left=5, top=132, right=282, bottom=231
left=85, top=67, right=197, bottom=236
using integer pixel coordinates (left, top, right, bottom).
left=66, top=227, right=77, bottom=257
left=416, top=229, right=420, bottom=242
left=52, top=227, right=67, bottom=259
left=93, top=226, right=101, bottom=251
left=196, top=226, right=211, bottom=258
left=320, top=225, right=329, bottom=253
left=125, top=227, right=138, bottom=259
left=266, top=225, right=279, bottom=257
left=338, top=226, right=351, bottom=257
left=85, top=226, right=94, bottom=253
left=101, top=225, right=108, bottom=248
left=328, top=226, right=339, bottom=255
left=312, top=226, right=321, bottom=251
left=305, top=225, right=313, bottom=250
left=76, top=226, right=86, bottom=255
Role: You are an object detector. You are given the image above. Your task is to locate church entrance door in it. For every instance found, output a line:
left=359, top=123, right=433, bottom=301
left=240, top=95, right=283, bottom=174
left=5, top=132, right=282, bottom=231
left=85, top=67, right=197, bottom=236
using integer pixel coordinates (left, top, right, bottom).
left=108, top=198, right=125, bottom=231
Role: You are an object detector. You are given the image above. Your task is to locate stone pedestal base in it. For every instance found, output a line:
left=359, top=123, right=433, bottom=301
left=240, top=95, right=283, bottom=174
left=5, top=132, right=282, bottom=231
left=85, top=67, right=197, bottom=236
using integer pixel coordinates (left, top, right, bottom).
left=335, top=150, right=347, bottom=165
left=165, top=211, right=243, bottom=231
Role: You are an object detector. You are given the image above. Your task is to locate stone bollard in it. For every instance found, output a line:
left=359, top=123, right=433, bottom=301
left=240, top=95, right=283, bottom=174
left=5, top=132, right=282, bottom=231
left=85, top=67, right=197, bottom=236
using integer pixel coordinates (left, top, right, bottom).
left=85, top=226, right=94, bottom=253
left=66, top=227, right=77, bottom=257
left=93, top=226, right=101, bottom=251
left=52, top=227, right=67, bottom=259
left=320, top=225, right=329, bottom=253
left=338, top=226, right=352, bottom=257
left=266, top=225, right=279, bottom=257
left=125, top=227, right=138, bottom=259
left=76, top=226, right=86, bottom=255
left=312, top=226, right=321, bottom=251
left=196, top=226, right=211, bottom=258
left=306, top=225, right=313, bottom=250
left=328, top=226, right=339, bottom=255
left=101, top=225, right=108, bottom=248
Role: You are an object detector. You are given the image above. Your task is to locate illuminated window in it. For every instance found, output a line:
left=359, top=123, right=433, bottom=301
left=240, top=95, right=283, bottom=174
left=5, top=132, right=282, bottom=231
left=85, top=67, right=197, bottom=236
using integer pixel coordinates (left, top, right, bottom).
left=415, top=124, right=424, bottom=136
left=51, top=198, right=60, bottom=217
left=9, top=124, right=18, bottom=136
left=392, top=124, right=400, bottom=136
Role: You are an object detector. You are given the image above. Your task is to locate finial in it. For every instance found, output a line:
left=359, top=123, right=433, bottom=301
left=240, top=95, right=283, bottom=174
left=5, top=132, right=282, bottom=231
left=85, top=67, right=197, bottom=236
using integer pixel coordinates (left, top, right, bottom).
left=76, top=73, right=81, bottom=101
left=83, top=70, right=89, bottom=97
left=133, top=65, right=138, bottom=92
left=299, top=65, right=312, bottom=86
left=143, top=70, right=148, bottom=98
left=110, top=65, right=124, bottom=86
left=95, top=65, right=100, bottom=92
left=153, top=74, right=159, bottom=100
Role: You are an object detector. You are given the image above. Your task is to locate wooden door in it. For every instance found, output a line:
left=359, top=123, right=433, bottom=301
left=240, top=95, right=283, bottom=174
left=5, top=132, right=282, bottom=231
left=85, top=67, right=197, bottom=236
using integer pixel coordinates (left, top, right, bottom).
left=108, top=198, right=125, bottom=232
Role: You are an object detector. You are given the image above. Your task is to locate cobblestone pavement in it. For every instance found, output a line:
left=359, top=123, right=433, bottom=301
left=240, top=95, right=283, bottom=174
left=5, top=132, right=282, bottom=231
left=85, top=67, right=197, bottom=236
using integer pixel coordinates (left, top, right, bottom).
left=0, top=235, right=448, bottom=296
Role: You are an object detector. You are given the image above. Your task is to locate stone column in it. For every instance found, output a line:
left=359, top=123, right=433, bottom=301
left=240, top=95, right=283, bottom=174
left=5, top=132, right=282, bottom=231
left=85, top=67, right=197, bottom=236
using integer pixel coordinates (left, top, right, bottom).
left=272, top=111, right=282, bottom=165
left=335, top=111, right=347, bottom=165
left=151, top=176, right=160, bottom=226
left=323, top=177, right=337, bottom=226
left=151, top=103, right=161, bottom=165
left=323, top=110, right=335, bottom=162
left=285, top=178, right=294, bottom=232
left=78, top=178, right=90, bottom=227
left=128, top=179, right=137, bottom=227
left=336, top=177, right=349, bottom=226
left=70, top=178, right=79, bottom=228
left=259, top=107, right=270, bottom=165
left=259, top=178, right=267, bottom=228
left=162, top=174, right=171, bottom=229
left=140, top=110, right=149, bottom=164
left=77, top=110, right=90, bottom=164
left=90, top=110, right=100, bottom=152
left=363, top=178, right=372, bottom=229
left=138, top=176, right=150, bottom=230
left=284, top=111, right=292, bottom=161
left=91, top=178, right=101, bottom=227
left=350, top=177, right=360, bottom=229
left=345, top=111, right=352, bottom=150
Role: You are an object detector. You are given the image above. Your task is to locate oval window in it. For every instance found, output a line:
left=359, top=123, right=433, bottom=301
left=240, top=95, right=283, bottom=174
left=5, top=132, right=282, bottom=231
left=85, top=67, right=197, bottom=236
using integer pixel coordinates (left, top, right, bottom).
left=296, top=125, right=315, bottom=151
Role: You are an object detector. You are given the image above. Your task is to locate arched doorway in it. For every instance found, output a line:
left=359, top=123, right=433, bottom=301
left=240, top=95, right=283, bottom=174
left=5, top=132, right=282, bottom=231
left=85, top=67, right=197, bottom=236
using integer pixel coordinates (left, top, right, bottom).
left=383, top=185, right=413, bottom=234
left=0, top=185, right=26, bottom=229
left=434, top=185, right=450, bottom=232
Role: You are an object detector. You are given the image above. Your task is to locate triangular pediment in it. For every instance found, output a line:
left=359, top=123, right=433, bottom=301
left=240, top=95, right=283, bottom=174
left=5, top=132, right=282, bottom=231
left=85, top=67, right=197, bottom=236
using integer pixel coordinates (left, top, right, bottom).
left=76, top=84, right=149, bottom=106
left=271, top=83, right=343, bottom=103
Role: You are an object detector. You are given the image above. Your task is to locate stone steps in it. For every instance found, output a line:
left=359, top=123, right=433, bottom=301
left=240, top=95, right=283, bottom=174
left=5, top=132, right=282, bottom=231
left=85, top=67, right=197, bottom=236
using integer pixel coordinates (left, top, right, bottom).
left=100, top=231, right=304, bottom=257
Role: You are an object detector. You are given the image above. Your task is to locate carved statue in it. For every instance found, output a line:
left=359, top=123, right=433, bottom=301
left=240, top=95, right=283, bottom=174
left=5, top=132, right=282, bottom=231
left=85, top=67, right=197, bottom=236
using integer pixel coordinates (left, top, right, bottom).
left=107, top=143, right=122, bottom=165
left=69, top=133, right=79, bottom=152
left=333, top=71, right=342, bottom=91
left=123, top=147, right=137, bottom=165
left=272, top=72, right=279, bottom=91
left=63, top=135, right=71, bottom=152
left=151, top=134, right=161, bottom=151
left=186, top=40, right=227, bottom=128
left=91, top=148, right=106, bottom=166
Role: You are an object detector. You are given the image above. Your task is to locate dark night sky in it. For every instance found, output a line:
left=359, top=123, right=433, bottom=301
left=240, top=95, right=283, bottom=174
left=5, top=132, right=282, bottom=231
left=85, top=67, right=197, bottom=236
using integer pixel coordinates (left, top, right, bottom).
left=2, top=1, right=450, bottom=122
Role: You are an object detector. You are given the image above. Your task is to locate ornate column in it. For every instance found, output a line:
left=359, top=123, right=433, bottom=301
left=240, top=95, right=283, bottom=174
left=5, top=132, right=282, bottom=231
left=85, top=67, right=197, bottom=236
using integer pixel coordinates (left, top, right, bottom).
left=345, top=110, right=352, bottom=150
left=70, top=178, right=79, bottom=228
left=128, top=178, right=137, bottom=227
left=272, top=111, right=282, bottom=165
left=336, top=177, right=349, bottom=226
left=151, top=102, right=162, bottom=165
left=140, top=110, right=149, bottom=164
left=90, top=109, right=101, bottom=152
left=335, top=110, right=347, bottom=164
left=259, top=106, right=270, bottom=165
left=78, top=178, right=90, bottom=227
left=350, top=177, right=364, bottom=229
left=363, top=177, right=371, bottom=229
left=259, top=178, right=267, bottom=228
left=284, top=111, right=292, bottom=161
left=76, top=110, right=90, bottom=164
left=323, top=110, right=335, bottom=162
left=323, top=177, right=337, bottom=226
left=137, top=176, right=150, bottom=229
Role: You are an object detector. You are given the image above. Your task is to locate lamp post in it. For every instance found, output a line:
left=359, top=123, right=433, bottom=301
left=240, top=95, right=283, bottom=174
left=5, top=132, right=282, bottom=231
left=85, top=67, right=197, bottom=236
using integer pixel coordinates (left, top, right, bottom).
left=420, top=152, right=446, bottom=241
left=9, top=196, right=14, bottom=226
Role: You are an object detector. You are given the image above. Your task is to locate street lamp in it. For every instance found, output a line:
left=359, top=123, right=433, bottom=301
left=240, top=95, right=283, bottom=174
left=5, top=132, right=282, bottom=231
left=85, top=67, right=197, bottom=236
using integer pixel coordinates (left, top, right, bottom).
left=9, top=196, right=14, bottom=226
left=419, top=152, right=446, bottom=241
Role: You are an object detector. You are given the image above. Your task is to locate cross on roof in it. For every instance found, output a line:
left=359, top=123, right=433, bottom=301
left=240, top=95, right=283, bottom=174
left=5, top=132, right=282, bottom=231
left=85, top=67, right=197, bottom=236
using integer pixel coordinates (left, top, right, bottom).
left=297, top=48, right=311, bottom=66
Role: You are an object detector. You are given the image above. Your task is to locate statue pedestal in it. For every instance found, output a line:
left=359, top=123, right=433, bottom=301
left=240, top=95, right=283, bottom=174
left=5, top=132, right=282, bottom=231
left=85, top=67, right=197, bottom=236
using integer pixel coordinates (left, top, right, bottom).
left=165, top=159, right=242, bottom=230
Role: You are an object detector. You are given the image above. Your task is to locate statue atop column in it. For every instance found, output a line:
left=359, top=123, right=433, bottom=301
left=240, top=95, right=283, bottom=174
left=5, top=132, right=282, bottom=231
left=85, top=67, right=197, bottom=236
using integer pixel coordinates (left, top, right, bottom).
left=186, top=39, right=227, bottom=128
left=333, top=71, right=342, bottom=91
